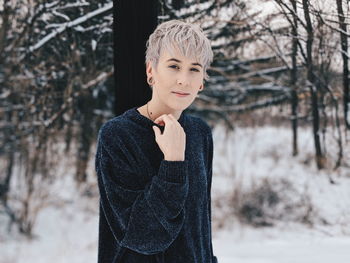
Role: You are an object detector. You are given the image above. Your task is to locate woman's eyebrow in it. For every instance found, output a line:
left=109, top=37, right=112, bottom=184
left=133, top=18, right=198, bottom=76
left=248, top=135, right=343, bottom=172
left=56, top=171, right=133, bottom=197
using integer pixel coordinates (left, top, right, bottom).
left=166, top=58, right=203, bottom=68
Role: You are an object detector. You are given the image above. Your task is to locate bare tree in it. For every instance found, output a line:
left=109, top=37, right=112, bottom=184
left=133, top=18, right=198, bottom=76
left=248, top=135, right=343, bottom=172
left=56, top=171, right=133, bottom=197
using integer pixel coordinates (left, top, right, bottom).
left=336, top=0, right=350, bottom=130
left=0, top=0, right=114, bottom=236
left=290, top=0, right=299, bottom=156
left=302, top=0, right=325, bottom=169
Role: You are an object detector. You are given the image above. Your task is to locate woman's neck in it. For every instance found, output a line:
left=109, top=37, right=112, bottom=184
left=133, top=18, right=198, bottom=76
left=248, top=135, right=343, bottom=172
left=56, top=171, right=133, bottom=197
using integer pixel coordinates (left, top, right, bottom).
left=137, top=101, right=182, bottom=122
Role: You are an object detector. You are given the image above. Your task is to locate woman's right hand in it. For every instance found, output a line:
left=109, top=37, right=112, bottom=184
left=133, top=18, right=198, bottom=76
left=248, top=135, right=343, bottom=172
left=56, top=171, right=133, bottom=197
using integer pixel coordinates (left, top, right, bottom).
left=152, top=114, right=186, bottom=161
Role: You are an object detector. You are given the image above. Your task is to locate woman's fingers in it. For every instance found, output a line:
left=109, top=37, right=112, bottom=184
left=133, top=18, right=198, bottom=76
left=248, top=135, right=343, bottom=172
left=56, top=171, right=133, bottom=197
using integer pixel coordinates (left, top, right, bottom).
left=154, top=114, right=167, bottom=126
left=167, top=114, right=178, bottom=122
left=153, top=115, right=165, bottom=126
left=152, top=113, right=186, bottom=161
left=154, top=114, right=176, bottom=126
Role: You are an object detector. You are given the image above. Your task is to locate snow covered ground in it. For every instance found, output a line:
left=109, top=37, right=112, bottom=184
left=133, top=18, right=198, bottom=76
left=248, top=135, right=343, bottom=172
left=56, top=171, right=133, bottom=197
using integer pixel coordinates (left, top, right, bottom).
left=1, top=123, right=350, bottom=263
left=211, top=124, right=350, bottom=263
left=214, top=224, right=350, bottom=263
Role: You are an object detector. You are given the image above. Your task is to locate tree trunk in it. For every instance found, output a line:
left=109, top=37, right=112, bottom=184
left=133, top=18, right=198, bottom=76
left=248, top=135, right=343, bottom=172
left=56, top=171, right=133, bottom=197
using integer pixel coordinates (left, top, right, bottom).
left=76, top=92, right=94, bottom=183
left=290, top=0, right=299, bottom=156
left=114, top=0, right=159, bottom=116
left=336, top=0, right=350, bottom=130
left=302, top=0, right=325, bottom=169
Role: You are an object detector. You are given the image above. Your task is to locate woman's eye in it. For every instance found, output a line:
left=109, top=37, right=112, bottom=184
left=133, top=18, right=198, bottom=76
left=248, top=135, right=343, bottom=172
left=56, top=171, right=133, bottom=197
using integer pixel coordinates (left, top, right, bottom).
left=169, top=65, right=199, bottom=72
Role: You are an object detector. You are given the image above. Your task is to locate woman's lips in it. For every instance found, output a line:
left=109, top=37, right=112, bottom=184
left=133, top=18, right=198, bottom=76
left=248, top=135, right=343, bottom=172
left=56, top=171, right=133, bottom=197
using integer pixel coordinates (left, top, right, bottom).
left=172, top=91, right=190, bottom=97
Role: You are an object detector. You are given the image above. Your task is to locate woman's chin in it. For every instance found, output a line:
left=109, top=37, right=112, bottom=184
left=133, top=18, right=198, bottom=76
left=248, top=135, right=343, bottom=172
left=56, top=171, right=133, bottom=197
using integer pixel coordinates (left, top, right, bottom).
left=168, top=99, right=193, bottom=111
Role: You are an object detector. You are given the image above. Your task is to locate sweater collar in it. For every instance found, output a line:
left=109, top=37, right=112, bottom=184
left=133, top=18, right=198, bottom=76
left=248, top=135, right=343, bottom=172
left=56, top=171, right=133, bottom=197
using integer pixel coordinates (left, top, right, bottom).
left=125, top=106, right=186, bottom=128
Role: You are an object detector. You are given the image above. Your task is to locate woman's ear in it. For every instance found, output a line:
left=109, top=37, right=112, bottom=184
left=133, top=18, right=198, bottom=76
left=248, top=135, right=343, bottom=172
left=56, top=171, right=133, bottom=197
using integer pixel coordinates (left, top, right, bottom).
left=146, top=61, right=153, bottom=78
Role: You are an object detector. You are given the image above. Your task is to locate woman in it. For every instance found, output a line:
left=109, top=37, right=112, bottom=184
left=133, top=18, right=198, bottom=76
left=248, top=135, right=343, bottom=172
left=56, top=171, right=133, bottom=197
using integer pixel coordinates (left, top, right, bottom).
left=95, top=20, right=217, bottom=263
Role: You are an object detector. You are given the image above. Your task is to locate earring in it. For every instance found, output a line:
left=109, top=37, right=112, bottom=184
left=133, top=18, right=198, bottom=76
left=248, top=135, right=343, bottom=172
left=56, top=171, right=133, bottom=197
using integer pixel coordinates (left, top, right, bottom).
left=147, top=77, right=154, bottom=86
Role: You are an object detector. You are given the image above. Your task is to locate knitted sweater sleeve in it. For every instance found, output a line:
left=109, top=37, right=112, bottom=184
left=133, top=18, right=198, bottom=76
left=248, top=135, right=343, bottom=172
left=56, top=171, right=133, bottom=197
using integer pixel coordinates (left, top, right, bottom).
left=207, top=127, right=218, bottom=263
left=96, top=122, right=189, bottom=255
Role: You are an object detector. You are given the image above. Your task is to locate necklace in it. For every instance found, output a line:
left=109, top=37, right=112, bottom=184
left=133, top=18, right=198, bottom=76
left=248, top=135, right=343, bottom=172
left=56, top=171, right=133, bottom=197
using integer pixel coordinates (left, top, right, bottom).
left=146, top=101, right=153, bottom=122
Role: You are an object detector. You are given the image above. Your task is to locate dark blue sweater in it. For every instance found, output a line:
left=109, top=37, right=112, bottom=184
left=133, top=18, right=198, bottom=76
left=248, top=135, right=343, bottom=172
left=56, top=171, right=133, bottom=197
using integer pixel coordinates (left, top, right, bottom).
left=95, top=106, right=218, bottom=263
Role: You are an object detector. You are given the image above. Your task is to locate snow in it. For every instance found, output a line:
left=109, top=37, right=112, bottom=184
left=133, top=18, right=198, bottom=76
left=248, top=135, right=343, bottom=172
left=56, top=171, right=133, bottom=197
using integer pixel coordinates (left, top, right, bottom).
left=214, top=226, right=350, bottom=263
left=210, top=123, right=350, bottom=262
left=1, top=123, right=350, bottom=262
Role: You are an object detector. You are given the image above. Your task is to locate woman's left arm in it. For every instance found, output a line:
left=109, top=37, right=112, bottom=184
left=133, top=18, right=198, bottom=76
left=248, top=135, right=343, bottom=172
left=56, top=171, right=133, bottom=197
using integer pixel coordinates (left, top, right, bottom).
left=207, top=127, right=218, bottom=263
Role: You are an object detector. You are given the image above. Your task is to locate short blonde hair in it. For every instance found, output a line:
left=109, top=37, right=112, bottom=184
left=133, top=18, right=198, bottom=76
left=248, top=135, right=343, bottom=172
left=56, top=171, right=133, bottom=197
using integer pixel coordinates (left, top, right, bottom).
left=145, top=20, right=213, bottom=81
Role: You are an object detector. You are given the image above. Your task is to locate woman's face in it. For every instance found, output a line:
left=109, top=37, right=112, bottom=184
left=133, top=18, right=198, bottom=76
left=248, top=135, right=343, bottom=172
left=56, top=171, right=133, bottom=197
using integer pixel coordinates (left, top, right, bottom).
left=147, top=46, right=204, bottom=111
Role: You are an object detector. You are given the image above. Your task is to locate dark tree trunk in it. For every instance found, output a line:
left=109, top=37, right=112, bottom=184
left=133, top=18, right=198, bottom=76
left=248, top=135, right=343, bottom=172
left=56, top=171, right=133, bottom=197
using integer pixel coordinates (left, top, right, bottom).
left=76, top=93, right=94, bottom=183
left=290, top=0, right=299, bottom=156
left=302, top=0, right=325, bottom=169
left=114, top=0, right=159, bottom=116
left=336, top=0, right=350, bottom=130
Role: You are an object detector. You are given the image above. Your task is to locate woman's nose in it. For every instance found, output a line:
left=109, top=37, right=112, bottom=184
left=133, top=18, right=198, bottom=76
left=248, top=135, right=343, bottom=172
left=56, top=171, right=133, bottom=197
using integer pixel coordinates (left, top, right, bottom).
left=176, top=74, right=190, bottom=86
